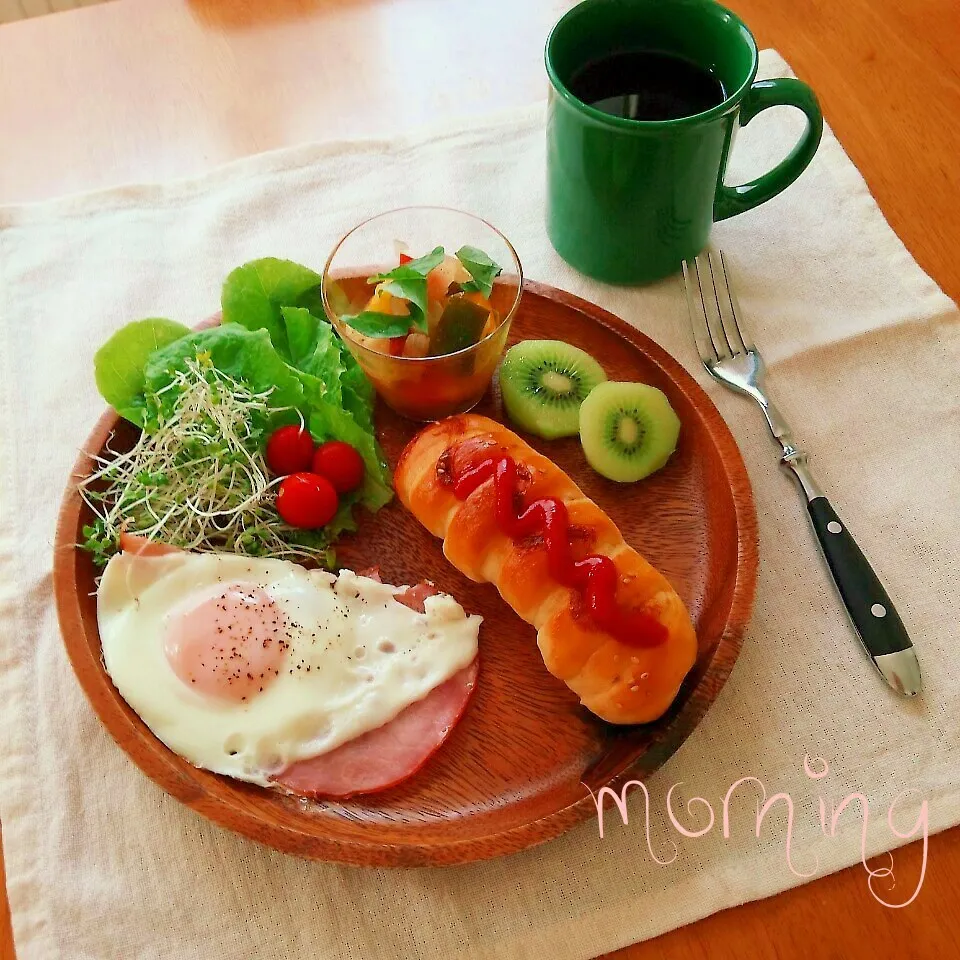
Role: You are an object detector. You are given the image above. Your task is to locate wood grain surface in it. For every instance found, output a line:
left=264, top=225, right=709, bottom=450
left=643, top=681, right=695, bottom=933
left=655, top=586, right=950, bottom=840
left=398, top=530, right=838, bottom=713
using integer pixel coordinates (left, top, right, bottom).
left=1, top=0, right=958, bottom=955
left=0, top=0, right=104, bottom=27
left=51, top=283, right=756, bottom=867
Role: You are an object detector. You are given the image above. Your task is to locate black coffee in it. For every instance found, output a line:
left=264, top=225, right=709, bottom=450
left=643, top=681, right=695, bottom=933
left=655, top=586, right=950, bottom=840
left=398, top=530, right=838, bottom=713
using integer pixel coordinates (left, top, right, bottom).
left=568, top=49, right=725, bottom=122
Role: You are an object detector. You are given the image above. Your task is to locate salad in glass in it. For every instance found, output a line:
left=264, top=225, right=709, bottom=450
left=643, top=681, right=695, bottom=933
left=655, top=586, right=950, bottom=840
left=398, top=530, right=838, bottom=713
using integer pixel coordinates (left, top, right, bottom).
left=322, top=208, right=523, bottom=420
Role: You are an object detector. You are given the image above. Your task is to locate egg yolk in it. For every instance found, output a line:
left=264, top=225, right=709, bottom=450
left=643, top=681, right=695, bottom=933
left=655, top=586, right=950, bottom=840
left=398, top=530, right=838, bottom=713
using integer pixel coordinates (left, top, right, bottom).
left=164, top=583, right=290, bottom=703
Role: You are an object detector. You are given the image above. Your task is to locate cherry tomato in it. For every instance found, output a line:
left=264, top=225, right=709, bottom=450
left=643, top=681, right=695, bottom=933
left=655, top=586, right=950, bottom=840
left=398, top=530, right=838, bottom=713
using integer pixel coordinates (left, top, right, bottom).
left=312, top=441, right=365, bottom=494
left=265, top=425, right=315, bottom=476
left=276, top=472, right=339, bottom=529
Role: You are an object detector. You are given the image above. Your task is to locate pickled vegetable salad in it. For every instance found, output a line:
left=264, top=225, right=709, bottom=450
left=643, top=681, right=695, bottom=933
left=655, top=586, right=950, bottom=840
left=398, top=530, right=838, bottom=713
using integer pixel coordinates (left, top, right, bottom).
left=340, top=246, right=503, bottom=357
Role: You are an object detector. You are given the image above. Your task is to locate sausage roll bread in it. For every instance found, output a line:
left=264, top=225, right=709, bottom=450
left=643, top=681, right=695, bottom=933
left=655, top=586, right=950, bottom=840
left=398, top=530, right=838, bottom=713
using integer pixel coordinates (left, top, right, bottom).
left=395, top=414, right=697, bottom=724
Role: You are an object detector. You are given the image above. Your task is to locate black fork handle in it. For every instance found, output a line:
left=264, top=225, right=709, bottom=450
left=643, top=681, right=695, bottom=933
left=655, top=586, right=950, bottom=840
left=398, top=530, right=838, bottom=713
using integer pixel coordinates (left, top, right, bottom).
left=783, top=455, right=921, bottom=695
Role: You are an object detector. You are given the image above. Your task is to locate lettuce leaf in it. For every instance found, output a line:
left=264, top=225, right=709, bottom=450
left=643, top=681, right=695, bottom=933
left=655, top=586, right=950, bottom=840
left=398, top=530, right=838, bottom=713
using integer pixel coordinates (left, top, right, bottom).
left=94, top=317, right=191, bottom=426
left=222, top=260, right=378, bottom=434
left=221, top=258, right=324, bottom=358
left=341, top=354, right=376, bottom=435
left=279, top=304, right=377, bottom=436
left=142, top=326, right=305, bottom=419
left=308, top=404, right=392, bottom=512
left=281, top=306, right=346, bottom=407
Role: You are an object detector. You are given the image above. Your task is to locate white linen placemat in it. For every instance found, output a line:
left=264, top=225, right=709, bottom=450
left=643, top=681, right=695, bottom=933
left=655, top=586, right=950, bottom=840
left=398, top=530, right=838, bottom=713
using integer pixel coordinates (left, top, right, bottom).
left=1, top=51, right=959, bottom=960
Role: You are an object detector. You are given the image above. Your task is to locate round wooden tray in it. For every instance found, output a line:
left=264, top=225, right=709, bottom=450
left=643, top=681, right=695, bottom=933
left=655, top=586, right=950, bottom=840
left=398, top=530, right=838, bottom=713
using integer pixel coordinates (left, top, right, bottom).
left=53, top=280, right=757, bottom=867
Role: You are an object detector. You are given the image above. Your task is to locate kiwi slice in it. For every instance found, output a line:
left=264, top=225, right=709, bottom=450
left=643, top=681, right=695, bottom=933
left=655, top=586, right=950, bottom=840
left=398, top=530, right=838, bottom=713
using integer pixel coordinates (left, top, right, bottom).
left=579, top=381, right=681, bottom=482
left=499, top=340, right=607, bottom=439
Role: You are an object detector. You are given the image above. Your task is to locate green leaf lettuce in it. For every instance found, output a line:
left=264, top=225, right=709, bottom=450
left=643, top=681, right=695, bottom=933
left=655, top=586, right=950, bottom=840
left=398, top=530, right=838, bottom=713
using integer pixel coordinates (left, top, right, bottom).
left=221, top=257, right=324, bottom=358
left=93, top=317, right=191, bottom=426
left=143, top=325, right=305, bottom=417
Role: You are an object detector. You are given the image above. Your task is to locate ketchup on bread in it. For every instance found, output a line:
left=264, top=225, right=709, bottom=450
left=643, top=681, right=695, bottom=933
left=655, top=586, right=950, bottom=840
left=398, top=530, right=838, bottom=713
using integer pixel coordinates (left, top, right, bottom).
left=395, top=414, right=697, bottom=725
left=449, top=453, right=667, bottom=648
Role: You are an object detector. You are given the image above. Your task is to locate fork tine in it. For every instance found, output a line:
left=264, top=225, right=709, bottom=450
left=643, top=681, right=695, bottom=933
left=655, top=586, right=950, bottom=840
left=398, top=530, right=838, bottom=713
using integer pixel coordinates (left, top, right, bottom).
left=714, top=250, right=755, bottom=353
left=703, top=252, right=736, bottom=358
left=691, top=251, right=734, bottom=361
left=681, top=258, right=719, bottom=367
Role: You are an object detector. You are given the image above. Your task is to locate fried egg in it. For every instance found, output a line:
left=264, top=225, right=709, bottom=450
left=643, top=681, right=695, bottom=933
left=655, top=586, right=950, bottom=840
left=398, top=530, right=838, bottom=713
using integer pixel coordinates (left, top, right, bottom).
left=97, top=551, right=481, bottom=785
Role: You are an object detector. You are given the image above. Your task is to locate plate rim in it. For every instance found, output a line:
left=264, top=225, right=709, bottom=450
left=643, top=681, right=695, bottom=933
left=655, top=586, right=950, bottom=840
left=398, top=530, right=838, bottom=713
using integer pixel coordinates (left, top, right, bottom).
left=52, top=279, right=758, bottom=867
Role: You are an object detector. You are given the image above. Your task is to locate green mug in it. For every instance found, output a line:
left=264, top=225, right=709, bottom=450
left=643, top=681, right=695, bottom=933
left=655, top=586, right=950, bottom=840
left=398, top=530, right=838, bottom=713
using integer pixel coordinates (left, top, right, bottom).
left=545, top=0, right=823, bottom=284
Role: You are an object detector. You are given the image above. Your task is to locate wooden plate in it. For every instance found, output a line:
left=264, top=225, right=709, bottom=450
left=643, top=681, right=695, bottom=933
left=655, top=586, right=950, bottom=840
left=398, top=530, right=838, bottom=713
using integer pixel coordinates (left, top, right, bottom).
left=53, top=280, right=757, bottom=867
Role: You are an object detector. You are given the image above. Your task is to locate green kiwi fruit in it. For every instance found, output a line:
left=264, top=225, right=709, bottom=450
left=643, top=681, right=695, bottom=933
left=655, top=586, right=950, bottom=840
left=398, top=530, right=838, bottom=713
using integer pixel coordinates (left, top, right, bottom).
left=499, top=340, right=607, bottom=439
left=578, top=381, right=681, bottom=482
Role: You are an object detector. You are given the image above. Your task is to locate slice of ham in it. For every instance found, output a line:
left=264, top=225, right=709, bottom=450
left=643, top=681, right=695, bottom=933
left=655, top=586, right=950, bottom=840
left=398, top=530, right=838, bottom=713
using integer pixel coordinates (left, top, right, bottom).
left=394, top=580, right=441, bottom=612
left=354, top=566, right=442, bottom=614
left=118, top=533, right=181, bottom=556
left=272, top=658, right=478, bottom=800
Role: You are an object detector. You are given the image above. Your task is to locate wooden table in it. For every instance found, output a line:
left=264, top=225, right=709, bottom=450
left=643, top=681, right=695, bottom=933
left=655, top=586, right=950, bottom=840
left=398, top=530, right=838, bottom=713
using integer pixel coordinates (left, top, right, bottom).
left=1, top=1, right=957, bottom=957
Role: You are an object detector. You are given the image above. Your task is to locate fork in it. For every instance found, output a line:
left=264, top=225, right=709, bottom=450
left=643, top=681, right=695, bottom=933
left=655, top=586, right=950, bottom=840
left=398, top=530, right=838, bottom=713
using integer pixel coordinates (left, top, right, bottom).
left=682, top=250, right=922, bottom=697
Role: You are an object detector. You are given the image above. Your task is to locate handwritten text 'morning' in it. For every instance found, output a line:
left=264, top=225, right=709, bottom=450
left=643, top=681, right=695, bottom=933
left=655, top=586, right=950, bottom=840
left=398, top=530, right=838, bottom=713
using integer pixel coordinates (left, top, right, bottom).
left=589, top=756, right=927, bottom=908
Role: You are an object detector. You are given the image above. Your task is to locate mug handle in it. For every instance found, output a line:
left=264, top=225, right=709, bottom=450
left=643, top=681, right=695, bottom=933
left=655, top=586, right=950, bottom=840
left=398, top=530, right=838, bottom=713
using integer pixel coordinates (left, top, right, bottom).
left=714, top=78, right=823, bottom=221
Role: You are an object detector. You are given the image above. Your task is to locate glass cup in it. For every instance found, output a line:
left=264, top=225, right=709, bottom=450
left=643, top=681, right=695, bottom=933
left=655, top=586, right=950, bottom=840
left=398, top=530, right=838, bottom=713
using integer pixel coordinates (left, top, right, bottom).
left=322, top=207, right=523, bottom=421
